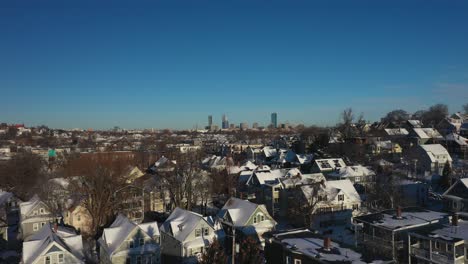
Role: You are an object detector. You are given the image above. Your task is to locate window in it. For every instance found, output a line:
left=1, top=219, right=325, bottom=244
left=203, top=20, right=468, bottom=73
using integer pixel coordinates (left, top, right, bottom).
left=195, top=229, right=201, bottom=237
left=129, top=240, right=135, bottom=248
left=261, top=215, right=265, bottom=221
left=40, top=208, right=45, bottom=214
left=33, top=210, right=38, bottom=216
left=136, top=256, right=142, bottom=264
left=286, top=256, right=291, bottom=264
left=58, top=253, right=64, bottom=263
left=203, top=228, right=209, bottom=236
left=77, top=215, right=81, bottom=221
left=126, top=257, right=131, bottom=264
left=140, top=238, right=145, bottom=246
left=447, top=244, right=453, bottom=251
left=435, top=241, right=440, bottom=249
left=253, top=216, right=257, bottom=224
left=45, top=256, right=51, bottom=264
left=338, top=195, right=344, bottom=201
left=33, top=223, right=39, bottom=231
left=294, top=259, right=302, bottom=264
left=355, top=177, right=361, bottom=182
left=41, top=222, right=46, bottom=227
left=352, top=204, right=359, bottom=210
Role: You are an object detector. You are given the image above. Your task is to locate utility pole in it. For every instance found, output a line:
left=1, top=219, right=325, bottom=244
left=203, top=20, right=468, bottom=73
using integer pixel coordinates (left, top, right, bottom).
left=232, top=227, right=236, bottom=264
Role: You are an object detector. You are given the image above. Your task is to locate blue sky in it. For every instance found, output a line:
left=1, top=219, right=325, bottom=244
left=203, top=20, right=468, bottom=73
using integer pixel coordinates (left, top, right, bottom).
left=1, top=0, right=467, bottom=129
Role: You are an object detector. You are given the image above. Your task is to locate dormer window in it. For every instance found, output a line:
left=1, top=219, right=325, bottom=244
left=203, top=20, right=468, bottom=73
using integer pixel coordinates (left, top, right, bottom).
left=338, top=195, right=344, bottom=201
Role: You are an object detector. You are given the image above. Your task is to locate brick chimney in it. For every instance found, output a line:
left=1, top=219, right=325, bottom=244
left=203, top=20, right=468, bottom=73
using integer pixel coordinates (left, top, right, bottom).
left=323, top=237, right=331, bottom=251
left=452, top=214, right=459, bottom=226
left=396, top=206, right=402, bottom=219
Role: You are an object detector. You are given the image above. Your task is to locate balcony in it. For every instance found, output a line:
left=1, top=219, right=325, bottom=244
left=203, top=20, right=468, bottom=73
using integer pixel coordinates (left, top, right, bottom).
left=411, top=246, right=456, bottom=264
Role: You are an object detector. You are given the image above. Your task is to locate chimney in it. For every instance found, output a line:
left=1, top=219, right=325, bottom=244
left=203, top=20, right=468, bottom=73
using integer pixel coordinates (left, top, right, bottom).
left=323, top=237, right=331, bottom=251
left=396, top=206, right=402, bottom=219
left=53, top=222, right=58, bottom=233
left=452, top=214, right=459, bottom=226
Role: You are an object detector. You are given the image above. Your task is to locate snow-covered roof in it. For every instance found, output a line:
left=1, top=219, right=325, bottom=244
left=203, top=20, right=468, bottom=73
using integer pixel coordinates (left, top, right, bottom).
left=100, top=214, right=160, bottom=256
left=301, top=179, right=360, bottom=204
left=22, top=223, right=83, bottom=264
left=314, top=159, right=346, bottom=171
left=408, top=120, right=423, bottom=128
left=355, top=208, right=448, bottom=231
left=263, top=146, right=278, bottom=158
left=219, top=197, right=271, bottom=227
left=296, top=154, right=313, bottom=164
left=19, top=195, right=43, bottom=217
left=415, top=220, right=468, bottom=242
left=413, top=128, right=443, bottom=139
left=154, top=156, right=176, bottom=167
left=161, top=208, right=211, bottom=243
left=281, top=173, right=326, bottom=188
left=385, top=128, right=409, bottom=136
left=445, top=133, right=468, bottom=146
left=271, top=229, right=371, bottom=263
left=328, top=165, right=375, bottom=179
left=420, top=144, right=452, bottom=163
left=250, top=169, right=286, bottom=185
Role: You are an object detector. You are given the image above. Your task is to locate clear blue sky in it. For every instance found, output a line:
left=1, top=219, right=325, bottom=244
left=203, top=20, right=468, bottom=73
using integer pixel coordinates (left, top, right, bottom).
left=1, top=0, right=467, bottom=129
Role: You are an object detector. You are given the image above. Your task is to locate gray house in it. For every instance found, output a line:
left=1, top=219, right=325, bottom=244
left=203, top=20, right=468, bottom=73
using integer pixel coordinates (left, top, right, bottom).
left=22, top=223, right=84, bottom=264
left=98, top=214, right=161, bottom=264
left=19, top=195, right=60, bottom=241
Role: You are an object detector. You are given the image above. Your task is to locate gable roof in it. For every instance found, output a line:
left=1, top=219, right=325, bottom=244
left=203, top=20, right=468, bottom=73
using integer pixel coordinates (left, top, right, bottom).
left=328, top=165, right=375, bottom=179
left=19, top=195, right=48, bottom=217
left=100, top=214, right=160, bottom=256
left=160, top=208, right=211, bottom=242
left=22, top=223, right=83, bottom=264
left=301, top=179, right=360, bottom=203
left=420, top=144, right=452, bottom=162
left=219, top=197, right=272, bottom=227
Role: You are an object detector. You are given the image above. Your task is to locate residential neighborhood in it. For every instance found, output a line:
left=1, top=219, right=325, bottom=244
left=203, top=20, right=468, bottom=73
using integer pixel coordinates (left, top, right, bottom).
left=1, top=105, right=468, bottom=263
left=1, top=1, right=468, bottom=263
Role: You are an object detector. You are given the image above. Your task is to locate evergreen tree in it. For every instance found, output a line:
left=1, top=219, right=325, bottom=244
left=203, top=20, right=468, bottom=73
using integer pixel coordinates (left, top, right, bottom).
left=237, top=237, right=264, bottom=264
left=441, top=160, right=452, bottom=189
left=199, top=239, right=228, bottom=264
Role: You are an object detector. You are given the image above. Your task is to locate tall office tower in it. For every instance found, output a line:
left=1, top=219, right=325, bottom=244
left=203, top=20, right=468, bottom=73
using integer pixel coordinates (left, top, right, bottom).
left=252, top=122, right=259, bottom=129
left=240, top=122, right=248, bottom=130
left=208, top=115, right=213, bottom=126
left=271, top=112, right=278, bottom=128
left=222, top=114, right=229, bottom=129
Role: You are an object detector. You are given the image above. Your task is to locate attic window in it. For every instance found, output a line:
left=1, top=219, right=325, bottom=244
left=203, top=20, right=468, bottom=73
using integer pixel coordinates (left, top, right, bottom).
left=45, top=256, right=51, bottom=264
left=58, top=253, right=64, bottom=263
left=195, top=229, right=201, bottom=237
left=204, top=228, right=209, bottom=236
left=338, top=195, right=344, bottom=201
left=39, top=208, right=45, bottom=214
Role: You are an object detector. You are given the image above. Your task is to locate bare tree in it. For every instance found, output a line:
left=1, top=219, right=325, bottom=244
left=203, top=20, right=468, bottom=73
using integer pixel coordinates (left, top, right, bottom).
left=0, top=152, right=46, bottom=200
left=199, top=238, right=227, bottom=264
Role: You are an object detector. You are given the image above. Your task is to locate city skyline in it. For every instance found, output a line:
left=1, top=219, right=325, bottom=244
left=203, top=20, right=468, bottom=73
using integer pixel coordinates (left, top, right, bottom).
left=1, top=0, right=468, bottom=129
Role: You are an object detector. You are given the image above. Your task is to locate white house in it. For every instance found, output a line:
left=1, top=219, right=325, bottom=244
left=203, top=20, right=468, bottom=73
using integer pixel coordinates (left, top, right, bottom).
left=160, top=208, right=224, bottom=261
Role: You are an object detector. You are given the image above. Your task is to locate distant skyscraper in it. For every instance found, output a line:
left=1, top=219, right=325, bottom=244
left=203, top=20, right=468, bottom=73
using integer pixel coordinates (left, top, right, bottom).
left=208, top=115, right=213, bottom=126
left=222, top=114, right=229, bottom=129
left=252, top=122, right=259, bottom=129
left=240, top=122, right=248, bottom=130
left=271, top=113, right=278, bottom=128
